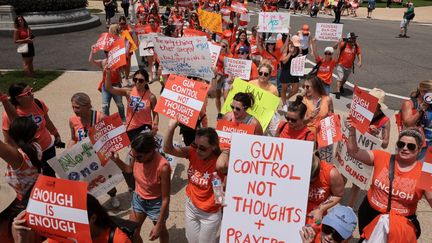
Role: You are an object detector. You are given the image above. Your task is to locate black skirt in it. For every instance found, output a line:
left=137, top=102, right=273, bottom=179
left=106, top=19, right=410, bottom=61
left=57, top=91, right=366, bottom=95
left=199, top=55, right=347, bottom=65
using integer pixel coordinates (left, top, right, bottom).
left=22, top=43, right=35, bottom=58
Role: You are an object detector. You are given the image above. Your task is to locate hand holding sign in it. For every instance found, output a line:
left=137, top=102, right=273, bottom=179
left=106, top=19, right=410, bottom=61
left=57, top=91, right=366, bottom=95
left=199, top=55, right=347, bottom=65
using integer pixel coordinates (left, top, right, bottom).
left=349, top=86, right=378, bottom=134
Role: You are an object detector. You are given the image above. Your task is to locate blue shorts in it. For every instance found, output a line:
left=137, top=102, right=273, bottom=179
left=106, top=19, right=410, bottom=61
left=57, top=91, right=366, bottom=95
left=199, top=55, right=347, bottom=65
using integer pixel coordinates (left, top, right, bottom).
left=131, top=192, right=168, bottom=222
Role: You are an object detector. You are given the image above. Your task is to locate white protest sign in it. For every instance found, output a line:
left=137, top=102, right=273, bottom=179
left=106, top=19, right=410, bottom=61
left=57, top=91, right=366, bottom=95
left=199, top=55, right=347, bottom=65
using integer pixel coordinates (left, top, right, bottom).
left=209, top=42, right=221, bottom=67
left=138, top=34, right=156, bottom=56
left=48, top=138, right=124, bottom=197
left=220, top=134, right=314, bottom=243
left=223, top=57, right=252, bottom=80
left=258, top=12, right=290, bottom=33
left=334, top=118, right=382, bottom=189
left=154, top=134, right=180, bottom=179
left=315, top=23, right=343, bottom=42
left=153, top=36, right=214, bottom=81
left=290, top=55, right=306, bottom=76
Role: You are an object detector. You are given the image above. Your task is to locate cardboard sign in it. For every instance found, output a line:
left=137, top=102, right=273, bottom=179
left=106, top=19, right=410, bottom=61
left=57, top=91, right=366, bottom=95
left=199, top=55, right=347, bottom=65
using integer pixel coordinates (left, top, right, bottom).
left=216, top=120, right=255, bottom=149
left=88, top=113, right=130, bottom=164
left=183, top=29, right=211, bottom=39
left=258, top=12, right=290, bottom=33
left=222, top=78, right=280, bottom=130
left=290, top=55, right=307, bottom=76
left=154, top=75, right=209, bottom=128
left=153, top=35, right=214, bottom=81
left=231, top=2, right=248, bottom=13
left=317, top=114, right=342, bottom=148
left=209, top=42, right=222, bottom=67
left=350, top=86, right=379, bottom=134
left=25, top=175, right=91, bottom=242
left=47, top=138, right=123, bottom=197
left=220, top=134, right=314, bottom=243
left=315, top=23, right=344, bottom=42
left=418, top=147, right=432, bottom=191
left=107, top=38, right=127, bottom=71
left=335, top=118, right=382, bottom=189
left=93, top=33, right=118, bottom=53
left=138, top=34, right=155, bottom=56
left=198, top=8, right=223, bottom=33
left=224, top=57, right=253, bottom=80
left=120, top=30, right=137, bottom=53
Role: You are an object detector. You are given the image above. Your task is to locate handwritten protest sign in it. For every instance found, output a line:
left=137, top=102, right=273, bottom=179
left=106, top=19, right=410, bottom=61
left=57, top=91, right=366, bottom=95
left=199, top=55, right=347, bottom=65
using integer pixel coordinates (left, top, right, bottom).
left=88, top=113, right=130, bottom=164
left=47, top=138, right=123, bottom=197
left=315, top=23, right=343, bottom=42
left=107, top=38, right=127, bottom=71
left=290, top=55, right=307, bottom=76
left=209, top=42, right=221, bottom=67
left=317, top=114, right=342, bottom=148
left=138, top=34, right=155, bottom=56
left=220, top=134, right=313, bottom=242
left=335, top=117, right=382, bottom=189
left=183, top=29, right=211, bottom=39
left=198, top=8, right=223, bottom=33
left=350, top=86, right=379, bottom=134
left=216, top=120, right=255, bottom=149
left=224, top=57, right=252, bottom=80
left=222, top=78, right=280, bottom=130
left=121, top=30, right=137, bottom=53
left=93, top=33, right=118, bottom=53
left=231, top=2, right=248, bottom=13
left=154, top=75, right=209, bottom=128
left=418, top=147, right=432, bottom=191
left=258, top=12, right=290, bottom=33
left=25, top=175, right=91, bottom=242
left=153, top=36, right=214, bottom=81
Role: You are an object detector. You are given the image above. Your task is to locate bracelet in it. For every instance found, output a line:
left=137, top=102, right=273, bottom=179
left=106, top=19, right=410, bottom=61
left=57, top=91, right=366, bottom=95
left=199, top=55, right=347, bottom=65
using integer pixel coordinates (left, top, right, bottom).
left=0, top=95, right=8, bottom=102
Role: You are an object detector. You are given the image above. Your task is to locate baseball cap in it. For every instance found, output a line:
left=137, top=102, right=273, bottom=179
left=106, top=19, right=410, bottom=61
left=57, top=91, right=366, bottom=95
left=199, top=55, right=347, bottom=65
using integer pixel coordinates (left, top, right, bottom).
left=291, top=35, right=301, bottom=47
left=324, top=47, right=334, bottom=54
left=238, top=46, right=250, bottom=53
left=322, top=205, right=357, bottom=240
left=346, top=32, right=358, bottom=39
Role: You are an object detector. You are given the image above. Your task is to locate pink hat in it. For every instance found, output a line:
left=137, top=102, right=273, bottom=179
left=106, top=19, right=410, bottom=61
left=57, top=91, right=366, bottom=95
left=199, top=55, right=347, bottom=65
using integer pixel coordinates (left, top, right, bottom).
left=291, top=35, right=301, bottom=47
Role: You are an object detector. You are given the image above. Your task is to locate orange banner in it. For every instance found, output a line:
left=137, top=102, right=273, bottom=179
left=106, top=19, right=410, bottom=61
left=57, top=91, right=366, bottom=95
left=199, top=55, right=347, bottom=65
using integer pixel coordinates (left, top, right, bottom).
left=349, top=86, right=379, bottom=134
left=317, top=114, right=342, bottom=148
left=198, top=8, right=223, bottom=33
left=107, top=38, right=127, bottom=71
left=93, top=33, right=118, bottom=53
left=216, top=120, right=255, bottom=149
left=183, top=29, right=211, bottom=40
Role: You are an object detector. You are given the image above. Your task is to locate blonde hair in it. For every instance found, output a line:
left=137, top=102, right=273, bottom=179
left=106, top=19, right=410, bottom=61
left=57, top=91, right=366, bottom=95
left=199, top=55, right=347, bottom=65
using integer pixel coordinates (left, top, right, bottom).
left=258, top=59, right=273, bottom=74
left=108, top=24, right=121, bottom=36
left=71, top=92, right=92, bottom=107
left=220, top=39, right=230, bottom=54
left=410, top=80, right=432, bottom=98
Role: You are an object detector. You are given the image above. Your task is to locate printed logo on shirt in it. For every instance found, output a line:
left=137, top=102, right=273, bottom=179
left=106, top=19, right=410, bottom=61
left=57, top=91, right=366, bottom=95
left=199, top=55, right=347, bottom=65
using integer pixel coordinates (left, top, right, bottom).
left=187, top=167, right=210, bottom=189
left=308, top=187, right=327, bottom=200
left=77, top=128, right=88, bottom=142
left=373, top=168, right=416, bottom=201
left=319, top=65, right=330, bottom=72
left=129, top=96, right=146, bottom=112
left=27, top=114, right=43, bottom=128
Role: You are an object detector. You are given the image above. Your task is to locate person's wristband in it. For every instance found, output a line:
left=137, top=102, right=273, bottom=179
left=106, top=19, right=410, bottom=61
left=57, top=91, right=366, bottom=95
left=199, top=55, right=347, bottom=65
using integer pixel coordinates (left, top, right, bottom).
left=0, top=95, right=8, bottom=102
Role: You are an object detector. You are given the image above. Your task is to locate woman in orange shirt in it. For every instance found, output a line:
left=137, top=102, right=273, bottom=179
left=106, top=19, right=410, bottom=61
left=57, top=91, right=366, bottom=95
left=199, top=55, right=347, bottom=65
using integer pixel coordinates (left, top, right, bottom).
left=310, top=37, right=339, bottom=95
left=164, top=120, right=224, bottom=243
left=257, top=35, right=282, bottom=92
left=346, top=124, right=432, bottom=240
left=230, top=29, right=250, bottom=57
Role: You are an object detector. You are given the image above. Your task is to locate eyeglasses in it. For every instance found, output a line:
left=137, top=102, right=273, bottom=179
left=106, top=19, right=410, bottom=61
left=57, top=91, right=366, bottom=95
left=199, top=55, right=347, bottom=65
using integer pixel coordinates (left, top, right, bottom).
left=396, top=141, right=417, bottom=151
left=303, top=85, right=311, bottom=90
left=285, top=116, right=298, bottom=123
left=17, top=88, right=33, bottom=97
left=133, top=78, right=147, bottom=83
left=190, top=142, right=210, bottom=152
left=237, top=51, right=248, bottom=55
left=267, top=43, right=275, bottom=46
left=322, top=224, right=344, bottom=242
left=258, top=71, right=270, bottom=77
left=230, top=104, right=243, bottom=111
left=325, top=52, right=332, bottom=55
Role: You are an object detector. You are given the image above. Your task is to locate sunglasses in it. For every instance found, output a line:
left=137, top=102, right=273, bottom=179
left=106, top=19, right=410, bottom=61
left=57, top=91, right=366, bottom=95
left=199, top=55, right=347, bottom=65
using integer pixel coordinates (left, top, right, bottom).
left=191, top=142, right=210, bottom=152
left=325, top=52, right=332, bottom=55
left=237, top=51, right=248, bottom=55
left=267, top=43, right=275, bottom=46
left=230, top=105, right=243, bottom=111
left=322, top=224, right=344, bottom=242
left=17, top=88, right=33, bottom=97
left=396, top=141, right=417, bottom=151
left=149, top=21, right=155, bottom=23
left=303, top=85, right=310, bottom=89
left=285, top=116, right=298, bottom=123
left=133, top=78, right=147, bottom=83
left=258, top=71, right=270, bottom=77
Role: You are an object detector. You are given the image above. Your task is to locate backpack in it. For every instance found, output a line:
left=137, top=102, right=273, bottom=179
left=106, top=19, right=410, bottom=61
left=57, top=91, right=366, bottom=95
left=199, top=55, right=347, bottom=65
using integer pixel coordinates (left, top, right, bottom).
left=108, top=216, right=139, bottom=242
left=308, top=60, right=322, bottom=76
left=405, top=12, right=415, bottom=20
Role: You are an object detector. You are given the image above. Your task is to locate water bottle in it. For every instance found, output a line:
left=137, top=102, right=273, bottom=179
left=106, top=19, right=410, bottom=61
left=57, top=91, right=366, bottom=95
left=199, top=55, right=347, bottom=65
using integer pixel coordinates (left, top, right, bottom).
left=211, top=172, right=224, bottom=205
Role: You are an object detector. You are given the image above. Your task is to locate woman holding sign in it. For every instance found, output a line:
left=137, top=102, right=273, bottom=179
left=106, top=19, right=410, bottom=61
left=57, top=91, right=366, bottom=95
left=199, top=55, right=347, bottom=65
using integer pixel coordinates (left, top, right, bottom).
left=303, top=75, right=333, bottom=132
left=164, top=120, right=224, bottom=243
left=279, top=35, right=301, bottom=110
left=346, top=123, right=432, bottom=240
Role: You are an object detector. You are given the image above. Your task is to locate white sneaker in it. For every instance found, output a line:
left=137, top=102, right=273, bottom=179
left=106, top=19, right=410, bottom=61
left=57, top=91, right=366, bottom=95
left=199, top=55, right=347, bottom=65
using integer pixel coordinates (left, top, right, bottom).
left=110, top=196, right=120, bottom=208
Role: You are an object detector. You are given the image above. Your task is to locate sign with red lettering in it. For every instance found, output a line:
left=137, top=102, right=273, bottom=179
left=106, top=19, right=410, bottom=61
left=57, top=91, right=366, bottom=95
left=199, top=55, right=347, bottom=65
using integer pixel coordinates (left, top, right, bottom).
left=25, top=175, right=91, bottom=242
left=106, top=38, right=127, bottom=71
left=154, top=75, right=209, bottom=128
left=315, top=23, right=343, bottom=42
left=93, top=33, right=118, bottom=53
left=335, top=117, right=382, bottom=189
left=290, top=55, right=307, bottom=76
left=47, top=138, right=124, bottom=197
left=224, top=57, right=252, bottom=80
left=183, top=29, right=211, bottom=39
left=231, top=2, right=248, bottom=13
left=88, top=113, right=130, bottom=165
left=220, top=134, right=314, bottom=242
left=317, top=114, right=342, bottom=148
left=216, top=120, right=255, bottom=149
left=349, top=86, right=379, bottom=134
left=418, top=147, right=432, bottom=191
left=209, top=42, right=222, bottom=67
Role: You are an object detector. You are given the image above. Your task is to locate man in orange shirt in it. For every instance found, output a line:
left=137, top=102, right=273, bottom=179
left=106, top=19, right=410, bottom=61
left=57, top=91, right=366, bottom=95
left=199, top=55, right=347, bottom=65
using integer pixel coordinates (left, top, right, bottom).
left=334, top=32, right=362, bottom=98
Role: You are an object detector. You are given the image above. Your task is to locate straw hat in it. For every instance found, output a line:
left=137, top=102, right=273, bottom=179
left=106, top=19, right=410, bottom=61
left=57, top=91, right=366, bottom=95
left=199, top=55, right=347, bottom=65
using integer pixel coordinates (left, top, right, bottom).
left=369, top=88, right=388, bottom=110
left=0, top=182, right=16, bottom=213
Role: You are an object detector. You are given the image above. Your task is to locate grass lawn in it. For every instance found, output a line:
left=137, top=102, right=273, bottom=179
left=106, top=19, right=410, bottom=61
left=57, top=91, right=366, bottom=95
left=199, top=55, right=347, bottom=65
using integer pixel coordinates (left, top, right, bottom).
left=362, top=0, right=432, bottom=8
left=87, top=8, right=103, bottom=13
left=0, top=70, right=63, bottom=93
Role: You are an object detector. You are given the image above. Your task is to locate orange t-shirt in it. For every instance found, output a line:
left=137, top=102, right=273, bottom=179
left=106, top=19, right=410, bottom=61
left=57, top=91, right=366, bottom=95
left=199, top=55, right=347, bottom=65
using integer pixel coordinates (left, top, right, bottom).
left=249, top=37, right=258, bottom=55
left=126, top=87, right=153, bottom=131
left=47, top=227, right=131, bottom=243
left=69, top=110, right=103, bottom=142
left=144, top=24, right=161, bottom=34
left=217, top=52, right=233, bottom=74
left=260, top=49, right=281, bottom=77
left=186, top=148, right=225, bottom=213
left=134, top=152, right=170, bottom=200
left=250, top=62, right=259, bottom=80
left=2, top=99, right=53, bottom=151
left=277, top=121, right=315, bottom=141
left=337, top=41, right=361, bottom=68
left=367, top=150, right=424, bottom=216
left=315, top=56, right=336, bottom=85
left=307, top=161, right=334, bottom=214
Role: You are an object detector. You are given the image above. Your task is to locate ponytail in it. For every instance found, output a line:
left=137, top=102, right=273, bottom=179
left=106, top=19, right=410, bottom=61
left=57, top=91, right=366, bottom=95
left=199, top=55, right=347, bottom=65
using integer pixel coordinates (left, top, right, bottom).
left=287, top=95, right=307, bottom=119
left=8, top=117, right=41, bottom=169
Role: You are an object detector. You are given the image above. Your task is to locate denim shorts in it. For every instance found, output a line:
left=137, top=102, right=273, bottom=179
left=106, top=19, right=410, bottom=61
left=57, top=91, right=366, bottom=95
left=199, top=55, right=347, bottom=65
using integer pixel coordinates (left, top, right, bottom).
left=131, top=192, right=168, bottom=222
